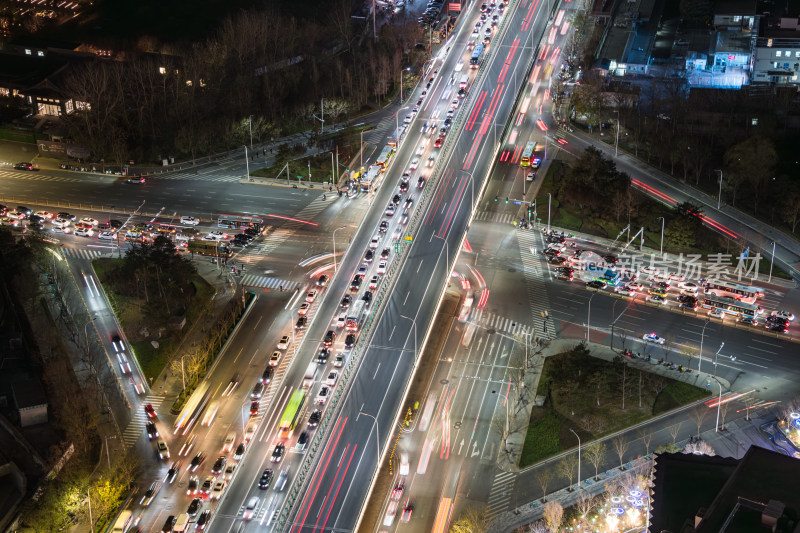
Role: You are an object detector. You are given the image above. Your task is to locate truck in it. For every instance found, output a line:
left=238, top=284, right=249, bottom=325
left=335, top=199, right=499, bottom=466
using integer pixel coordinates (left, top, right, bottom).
left=345, top=300, right=366, bottom=332
left=188, top=239, right=231, bottom=259
left=302, top=362, right=317, bottom=389
left=361, top=165, right=382, bottom=192
left=173, top=513, right=190, bottom=532
left=112, top=511, right=132, bottom=533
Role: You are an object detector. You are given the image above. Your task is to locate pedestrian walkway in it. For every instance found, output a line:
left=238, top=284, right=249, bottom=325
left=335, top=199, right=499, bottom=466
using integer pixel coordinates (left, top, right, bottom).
left=156, top=170, right=242, bottom=182
left=363, top=115, right=398, bottom=145
left=121, top=394, right=165, bottom=447
left=60, top=247, right=107, bottom=260
left=486, top=470, right=516, bottom=517
left=470, top=309, right=536, bottom=337
left=0, top=168, right=90, bottom=183
left=282, top=196, right=332, bottom=228
left=238, top=229, right=296, bottom=262
left=239, top=274, right=300, bottom=291
left=473, top=211, right=517, bottom=225
left=516, top=230, right=557, bottom=341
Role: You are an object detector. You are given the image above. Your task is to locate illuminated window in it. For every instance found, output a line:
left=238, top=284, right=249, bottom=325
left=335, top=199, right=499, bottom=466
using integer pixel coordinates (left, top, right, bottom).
left=0, top=88, right=8, bottom=97
left=37, top=51, right=44, bottom=57
left=159, top=66, right=166, bottom=74
left=776, top=51, right=782, bottom=57
left=24, top=49, right=31, bottom=55
left=796, top=51, right=800, bottom=58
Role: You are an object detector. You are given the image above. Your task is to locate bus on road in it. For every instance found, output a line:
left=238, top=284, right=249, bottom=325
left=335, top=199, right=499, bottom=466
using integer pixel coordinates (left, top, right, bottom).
left=702, top=294, right=759, bottom=319
left=470, top=43, right=486, bottom=67
left=704, top=279, right=763, bottom=304
left=375, top=145, right=396, bottom=171
left=278, top=390, right=306, bottom=438
left=520, top=142, right=536, bottom=166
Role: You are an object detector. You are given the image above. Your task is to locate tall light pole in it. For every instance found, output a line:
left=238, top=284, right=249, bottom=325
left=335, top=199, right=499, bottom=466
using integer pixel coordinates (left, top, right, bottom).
left=614, top=110, right=620, bottom=157
left=569, top=428, right=581, bottom=492
left=358, top=410, right=381, bottom=460
left=586, top=291, right=597, bottom=342
left=713, top=342, right=725, bottom=371
left=658, top=216, right=665, bottom=257
left=360, top=130, right=364, bottom=171
left=768, top=241, right=776, bottom=282
left=248, top=115, right=253, bottom=149
left=180, top=352, right=193, bottom=391
left=715, top=170, right=723, bottom=209
left=399, top=67, right=411, bottom=104
left=332, top=225, right=351, bottom=272
left=698, top=319, right=710, bottom=372
left=713, top=376, right=723, bottom=432
left=243, top=145, right=250, bottom=181
left=399, top=314, right=418, bottom=358
left=546, top=193, right=552, bottom=234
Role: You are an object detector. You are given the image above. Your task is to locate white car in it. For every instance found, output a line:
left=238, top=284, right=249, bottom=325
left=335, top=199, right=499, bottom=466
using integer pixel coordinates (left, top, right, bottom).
left=326, top=371, right=338, bottom=387
left=204, top=231, right=227, bottom=241
left=369, top=275, right=379, bottom=290
left=52, top=226, right=71, bottom=234
left=52, top=218, right=70, bottom=228
left=316, top=386, right=330, bottom=404
left=614, top=286, right=636, bottom=296
left=639, top=266, right=659, bottom=276
left=34, top=211, right=54, bottom=220
left=708, top=309, right=725, bottom=319
left=669, top=273, right=686, bottom=282
left=678, top=281, right=700, bottom=290
left=377, top=260, right=387, bottom=275
left=305, top=290, right=317, bottom=303
left=336, top=312, right=347, bottom=328
left=426, top=155, right=435, bottom=167
left=222, top=432, right=236, bottom=453
left=211, top=480, right=226, bottom=501
left=679, top=287, right=698, bottom=296
left=80, top=217, right=99, bottom=226
left=409, top=158, right=419, bottom=170
left=277, top=335, right=291, bottom=350
left=548, top=242, right=566, bottom=251
left=370, top=235, right=381, bottom=249
left=269, top=351, right=281, bottom=367
left=399, top=453, right=409, bottom=475
left=180, top=216, right=200, bottom=226
left=771, top=310, right=795, bottom=321
left=7, top=211, right=25, bottom=220
left=642, top=332, right=665, bottom=345
left=98, top=231, right=115, bottom=240
left=416, top=144, right=425, bottom=157
left=75, top=227, right=93, bottom=237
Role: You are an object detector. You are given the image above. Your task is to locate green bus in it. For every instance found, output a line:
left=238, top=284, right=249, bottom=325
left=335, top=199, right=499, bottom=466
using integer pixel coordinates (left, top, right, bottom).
left=278, top=390, right=306, bottom=438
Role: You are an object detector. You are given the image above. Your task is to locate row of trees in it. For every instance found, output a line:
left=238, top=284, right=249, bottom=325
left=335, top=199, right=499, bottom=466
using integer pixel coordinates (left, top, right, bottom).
left=58, top=0, right=426, bottom=164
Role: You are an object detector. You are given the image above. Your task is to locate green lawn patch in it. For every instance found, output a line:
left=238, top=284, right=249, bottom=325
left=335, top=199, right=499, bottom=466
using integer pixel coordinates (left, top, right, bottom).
left=520, top=344, right=709, bottom=466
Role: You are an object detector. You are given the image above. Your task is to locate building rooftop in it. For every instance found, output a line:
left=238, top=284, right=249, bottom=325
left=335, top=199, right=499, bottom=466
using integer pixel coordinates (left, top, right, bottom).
left=0, top=52, right=71, bottom=89
left=714, top=0, right=757, bottom=15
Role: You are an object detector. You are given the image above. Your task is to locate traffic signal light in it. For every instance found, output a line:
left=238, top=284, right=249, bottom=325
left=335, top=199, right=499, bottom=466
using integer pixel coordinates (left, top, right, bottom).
left=505, top=197, right=509, bottom=204
left=494, top=196, right=498, bottom=202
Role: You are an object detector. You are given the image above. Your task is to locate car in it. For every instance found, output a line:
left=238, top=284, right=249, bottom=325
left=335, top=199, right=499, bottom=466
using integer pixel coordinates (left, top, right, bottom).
left=708, top=309, right=725, bottom=319
left=392, top=194, right=402, bottom=206
left=365, top=249, right=374, bottom=262
left=259, top=468, right=273, bottom=489
left=109, top=219, right=123, bottom=228
left=297, top=430, right=309, bottom=450
left=350, top=277, right=362, bottom=293
left=737, top=315, right=758, bottom=326
left=308, top=410, right=322, bottom=427
left=345, top=333, right=357, bottom=349
left=409, top=158, right=419, bottom=170
left=234, top=442, right=246, bottom=461
left=140, top=481, right=161, bottom=506
left=678, top=296, right=698, bottom=310
left=336, top=312, right=347, bottom=328
left=210, top=479, right=226, bottom=500
left=14, top=162, right=34, bottom=171
left=766, top=315, right=789, bottom=328
left=549, top=256, right=567, bottom=265
left=260, top=366, right=273, bottom=384
left=186, top=497, right=203, bottom=518
left=316, top=274, right=329, bottom=287
left=127, top=176, right=146, bottom=184
left=379, top=220, right=389, bottom=234
left=646, top=294, right=667, bottom=305
left=544, top=248, right=561, bottom=257
left=669, top=272, right=686, bottom=282
left=51, top=217, right=71, bottom=228
left=146, top=422, right=158, bottom=439
left=275, top=469, right=290, bottom=491
left=392, top=478, right=405, bottom=500
left=316, top=386, right=330, bottom=404
left=417, top=176, right=425, bottom=188
left=399, top=453, right=409, bottom=475
left=416, top=144, right=426, bottom=157
left=381, top=248, right=391, bottom=260
left=80, top=217, right=99, bottom=226
left=305, top=290, right=317, bottom=303
left=187, top=476, right=199, bottom=495
left=384, top=501, right=398, bottom=527
left=200, top=475, right=216, bottom=497
left=377, top=260, right=387, bottom=274
left=318, top=348, right=330, bottom=364
left=204, top=231, right=228, bottom=241
left=268, top=350, right=283, bottom=369
left=195, top=510, right=212, bottom=531
left=161, top=515, right=176, bottom=532
left=190, top=452, right=206, bottom=471
left=33, top=210, right=54, bottom=220
left=628, top=282, right=645, bottom=292
left=211, top=456, right=226, bottom=475
left=250, top=401, right=260, bottom=417
left=679, top=287, right=699, bottom=296
left=166, top=460, right=181, bottom=483
left=640, top=266, right=659, bottom=276
left=75, top=227, right=93, bottom=237
left=678, top=281, right=700, bottom=290
left=426, top=155, right=436, bottom=168
left=97, top=230, right=115, bottom=240
left=362, top=291, right=373, bottom=305
left=144, top=404, right=157, bottom=418
left=586, top=280, right=607, bottom=290
left=399, top=180, right=409, bottom=192
left=402, top=499, right=414, bottom=522
left=767, top=322, right=789, bottom=333
left=771, top=310, right=795, bottom=321
left=222, top=432, right=236, bottom=453
left=369, top=275, right=379, bottom=290
left=324, top=330, right=336, bottom=346
left=614, top=286, right=636, bottom=296
left=277, top=335, right=291, bottom=350
left=642, top=333, right=666, bottom=345
left=157, top=439, right=170, bottom=459
left=651, top=281, right=669, bottom=291
left=334, top=354, right=345, bottom=367
left=244, top=496, right=260, bottom=520
left=341, top=294, right=352, bottom=308
left=180, top=216, right=200, bottom=226
left=434, top=138, right=443, bottom=147
left=385, top=204, right=395, bottom=216
left=271, top=443, right=285, bottom=462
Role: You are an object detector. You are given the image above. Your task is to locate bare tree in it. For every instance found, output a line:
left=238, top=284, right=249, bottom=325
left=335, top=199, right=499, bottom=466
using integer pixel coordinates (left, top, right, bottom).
left=668, top=421, right=683, bottom=443
left=637, top=428, right=654, bottom=456
left=742, top=394, right=759, bottom=421
left=612, top=436, right=631, bottom=469
left=557, top=454, right=578, bottom=491
left=583, top=441, right=606, bottom=480
left=450, top=505, right=491, bottom=533
left=535, top=469, right=554, bottom=502
left=691, top=406, right=709, bottom=437
left=542, top=501, right=564, bottom=533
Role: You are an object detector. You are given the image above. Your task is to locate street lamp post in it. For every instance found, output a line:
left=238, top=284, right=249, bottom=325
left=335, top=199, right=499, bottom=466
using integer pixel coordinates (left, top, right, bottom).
left=180, top=353, right=192, bottom=391
left=569, top=428, right=581, bottom=492
left=698, top=319, right=710, bottom=372
left=715, top=170, right=723, bottom=210
left=713, top=377, right=723, bottom=432
left=360, top=130, right=364, bottom=171
left=658, top=216, right=665, bottom=257
left=614, top=110, right=620, bottom=157
left=358, top=411, right=381, bottom=460
left=243, top=145, right=251, bottom=181
left=768, top=241, right=776, bottom=283
left=586, top=292, right=597, bottom=343
left=332, top=225, right=351, bottom=272
left=248, top=115, right=253, bottom=149
left=546, top=193, right=552, bottom=234
left=399, top=67, right=411, bottom=104
left=713, top=342, right=725, bottom=371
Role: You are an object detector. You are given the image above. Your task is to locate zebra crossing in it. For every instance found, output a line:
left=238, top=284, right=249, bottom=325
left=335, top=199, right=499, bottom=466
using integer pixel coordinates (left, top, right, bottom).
left=0, top=169, right=94, bottom=183
left=362, top=116, right=397, bottom=145
left=241, top=229, right=295, bottom=259
left=486, top=470, right=516, bottom=517
left=517, top=230, right=557, bottom=340
left=280, top=198, right=331, bottom=229
left=471, top=309, right=535, bottom=337
left=155, top=170, right=242, bottom=182
left=122, top=395, right=166, bottom=447
left=239, top=274, right=300, bottom=291
left=60, top=247, right=108, bottom=260
left=473, top=211, right=518, bottom=225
